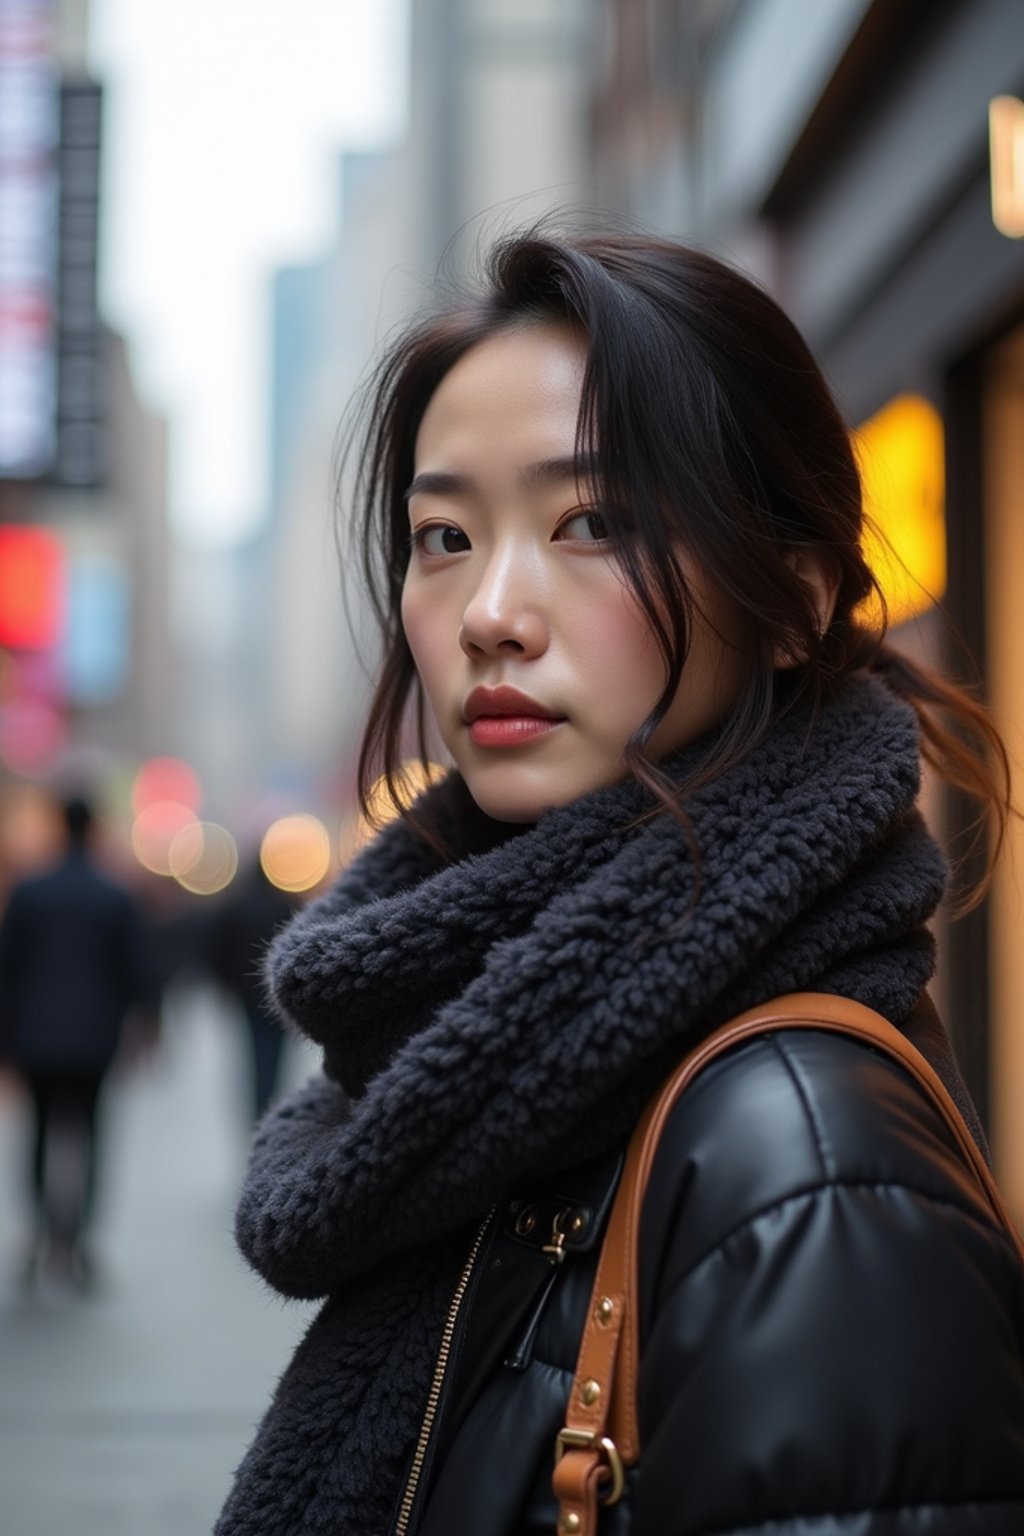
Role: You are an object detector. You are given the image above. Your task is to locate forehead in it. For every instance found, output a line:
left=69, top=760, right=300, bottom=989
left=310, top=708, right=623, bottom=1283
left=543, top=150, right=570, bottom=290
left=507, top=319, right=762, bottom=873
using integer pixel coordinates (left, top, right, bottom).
left=414, top=322, right=588, bottom=470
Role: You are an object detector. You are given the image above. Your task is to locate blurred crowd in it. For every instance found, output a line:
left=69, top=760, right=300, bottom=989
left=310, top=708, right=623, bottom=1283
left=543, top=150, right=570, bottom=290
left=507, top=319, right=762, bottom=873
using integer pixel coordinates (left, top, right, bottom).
left=0, top=786, right=300, bottom=1295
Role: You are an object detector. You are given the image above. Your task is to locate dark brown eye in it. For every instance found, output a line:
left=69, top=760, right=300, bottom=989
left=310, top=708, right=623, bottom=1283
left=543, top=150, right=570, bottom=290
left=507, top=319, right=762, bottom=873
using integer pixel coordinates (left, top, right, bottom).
left=417, top=524, right=470, bottom=555
left=557, top=510, right=611, bottom=542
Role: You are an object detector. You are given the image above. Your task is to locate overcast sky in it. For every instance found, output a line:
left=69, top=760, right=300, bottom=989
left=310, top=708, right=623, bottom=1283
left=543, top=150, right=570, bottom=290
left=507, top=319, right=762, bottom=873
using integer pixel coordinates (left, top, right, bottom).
left=88, top=0, right=408, bottom=546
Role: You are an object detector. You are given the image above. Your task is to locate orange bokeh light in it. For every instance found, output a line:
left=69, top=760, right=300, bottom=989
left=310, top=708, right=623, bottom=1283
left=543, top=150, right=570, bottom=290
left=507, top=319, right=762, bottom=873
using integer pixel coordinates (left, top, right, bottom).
left=169, top=820, right=239, bottom=896
left=260, top=814, right=331, bottom=893
left=131, top=801, right=199, bottom=876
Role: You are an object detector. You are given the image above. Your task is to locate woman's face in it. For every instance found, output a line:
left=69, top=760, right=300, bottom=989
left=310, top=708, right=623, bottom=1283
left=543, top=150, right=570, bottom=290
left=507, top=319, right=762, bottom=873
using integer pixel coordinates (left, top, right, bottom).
left=401, top=322, right=744, bottom=823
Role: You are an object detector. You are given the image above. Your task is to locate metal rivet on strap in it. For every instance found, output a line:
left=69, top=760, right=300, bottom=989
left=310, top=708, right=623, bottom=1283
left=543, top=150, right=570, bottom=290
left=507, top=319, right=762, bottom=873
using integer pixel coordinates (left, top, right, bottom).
left=514, top=1205, right=537, bottom=1236
left=580, top=1378, right=601, bottom=1407
left=595, top=1296, right=614, bottom=1325
left=560, top=1515, right=581, bottom=1535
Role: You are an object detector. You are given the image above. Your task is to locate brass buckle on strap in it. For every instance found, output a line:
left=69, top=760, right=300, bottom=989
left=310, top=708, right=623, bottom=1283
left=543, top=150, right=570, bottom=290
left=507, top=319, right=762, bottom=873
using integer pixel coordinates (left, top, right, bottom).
left=554, top=1428, right=626, bottom=1506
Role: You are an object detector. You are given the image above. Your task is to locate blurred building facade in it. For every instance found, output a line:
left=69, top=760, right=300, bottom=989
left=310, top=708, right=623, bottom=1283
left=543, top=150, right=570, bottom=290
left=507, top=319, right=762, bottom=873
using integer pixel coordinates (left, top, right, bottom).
left=262, top=0, right=594, bottom=811
left=261, top=150, right=409, bottom=813
left=588, top=0, right=1024, bottom=1206
left=401, top=0, right=592, bottom=261
left=0, top=0, right=172, bottom=864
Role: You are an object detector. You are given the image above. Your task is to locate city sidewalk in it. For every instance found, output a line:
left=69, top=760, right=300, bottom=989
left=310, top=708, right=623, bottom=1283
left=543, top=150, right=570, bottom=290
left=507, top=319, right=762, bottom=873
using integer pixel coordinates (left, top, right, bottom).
left=0, top=985, right=317, bottom=1536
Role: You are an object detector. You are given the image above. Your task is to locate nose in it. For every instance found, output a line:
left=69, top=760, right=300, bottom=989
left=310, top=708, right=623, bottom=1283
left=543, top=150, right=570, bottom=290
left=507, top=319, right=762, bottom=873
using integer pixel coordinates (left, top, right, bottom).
left=458, top=545, right=549, bottom=660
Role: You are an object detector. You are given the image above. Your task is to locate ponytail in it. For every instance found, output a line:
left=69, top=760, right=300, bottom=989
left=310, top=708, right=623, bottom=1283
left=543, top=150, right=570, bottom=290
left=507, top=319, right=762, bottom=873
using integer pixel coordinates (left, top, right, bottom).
left=856, top=628, right=1015, bottom=913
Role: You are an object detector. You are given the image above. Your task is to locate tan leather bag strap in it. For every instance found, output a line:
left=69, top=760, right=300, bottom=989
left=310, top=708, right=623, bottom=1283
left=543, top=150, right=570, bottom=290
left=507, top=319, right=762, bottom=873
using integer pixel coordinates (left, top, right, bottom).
left=552, top=991, right=1024, bottom=1536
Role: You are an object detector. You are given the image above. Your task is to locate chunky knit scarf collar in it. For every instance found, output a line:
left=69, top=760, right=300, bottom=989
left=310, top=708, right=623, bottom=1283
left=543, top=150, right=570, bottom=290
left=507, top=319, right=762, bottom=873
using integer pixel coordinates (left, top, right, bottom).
left=218, top=674, right=947, bottom=1535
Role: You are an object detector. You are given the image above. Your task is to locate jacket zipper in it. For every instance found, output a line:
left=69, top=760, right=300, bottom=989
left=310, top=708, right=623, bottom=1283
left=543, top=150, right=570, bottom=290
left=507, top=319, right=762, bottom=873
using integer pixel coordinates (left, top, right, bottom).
left=392, top=1207, right=496, bottom=1536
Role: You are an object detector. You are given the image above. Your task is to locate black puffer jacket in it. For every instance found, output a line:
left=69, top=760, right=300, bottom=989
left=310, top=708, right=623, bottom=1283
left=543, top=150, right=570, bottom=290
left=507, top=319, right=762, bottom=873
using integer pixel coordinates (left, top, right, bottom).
left=411, top=1029, right=1024, bottom=1535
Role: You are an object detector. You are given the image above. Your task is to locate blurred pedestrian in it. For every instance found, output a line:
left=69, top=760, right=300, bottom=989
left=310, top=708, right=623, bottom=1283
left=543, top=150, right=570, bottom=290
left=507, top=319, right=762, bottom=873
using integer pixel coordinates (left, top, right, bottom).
left=205, top=858, right=299, bottom=1120
left=0, top=794, right=144, bottom=1290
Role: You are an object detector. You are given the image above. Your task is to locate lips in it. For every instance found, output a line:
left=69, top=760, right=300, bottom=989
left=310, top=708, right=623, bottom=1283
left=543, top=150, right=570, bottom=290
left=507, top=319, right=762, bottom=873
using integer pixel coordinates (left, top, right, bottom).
left=463, top=685, right=562, bottom=725
left=462, top=686, right=565, bottom=748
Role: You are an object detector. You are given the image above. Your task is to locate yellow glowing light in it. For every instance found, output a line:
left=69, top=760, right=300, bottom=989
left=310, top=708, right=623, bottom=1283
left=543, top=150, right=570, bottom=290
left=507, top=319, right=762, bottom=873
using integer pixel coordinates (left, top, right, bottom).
left=339, top=760, right=449, bottom=864
left=170, top=820, right=239, bottom=896
left=260, top=814, right=332, bottom=893
left=990, top=95, right=1024, bottom=239
left=852, top=394, right=946, bottom=629
left=364, top=760, right=448, bottom=827
left=131, top=800, right=199, bottom=876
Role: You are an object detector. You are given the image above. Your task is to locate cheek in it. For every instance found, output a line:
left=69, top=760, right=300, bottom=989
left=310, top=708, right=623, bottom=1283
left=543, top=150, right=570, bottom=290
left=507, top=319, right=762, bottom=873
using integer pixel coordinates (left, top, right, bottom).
left=584, top=584, right=664, bottom=702
left=557, top=576, right=668, bottom=759
left=401, top=582, right=451, bottom=705
left=400, top=582, right=428, bottom=670
left=399, top=580, right=418, bottom=653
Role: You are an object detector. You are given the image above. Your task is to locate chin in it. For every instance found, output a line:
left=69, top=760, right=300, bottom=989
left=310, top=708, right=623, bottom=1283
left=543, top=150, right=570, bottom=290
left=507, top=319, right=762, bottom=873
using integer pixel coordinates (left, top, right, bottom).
left=459, top=761, right=607, bottom=824
left=458, top=764, right=551, bottom=824
left=462, top=785, right=551, bottom=824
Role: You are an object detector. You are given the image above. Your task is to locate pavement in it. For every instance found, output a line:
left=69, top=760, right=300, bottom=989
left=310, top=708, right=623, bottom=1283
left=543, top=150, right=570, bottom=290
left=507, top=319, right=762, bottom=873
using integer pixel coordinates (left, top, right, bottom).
left=0, top=984, right=318, bottom=1536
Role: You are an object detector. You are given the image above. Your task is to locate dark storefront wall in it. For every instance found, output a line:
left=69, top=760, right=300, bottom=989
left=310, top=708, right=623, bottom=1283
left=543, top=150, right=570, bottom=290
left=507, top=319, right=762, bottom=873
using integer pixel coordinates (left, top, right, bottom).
left=856, top=252, right=1024, bottom=1211
left=778, top=0, right=1024, bottom=422
left=765, top=0, right=1024, bottom=1202
left=819, top=194, right=1024, bottom=1198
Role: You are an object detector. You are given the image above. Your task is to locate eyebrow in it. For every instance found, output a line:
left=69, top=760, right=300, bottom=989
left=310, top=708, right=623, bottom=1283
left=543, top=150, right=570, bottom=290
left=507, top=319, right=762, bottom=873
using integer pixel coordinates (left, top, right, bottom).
left=403, top=454, right=599, bottom=503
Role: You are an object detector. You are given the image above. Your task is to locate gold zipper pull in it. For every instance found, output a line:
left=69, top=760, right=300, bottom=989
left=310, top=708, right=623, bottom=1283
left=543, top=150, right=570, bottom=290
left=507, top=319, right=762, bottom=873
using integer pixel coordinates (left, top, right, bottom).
left=543, top=1207, right=586, bottom=1265
left=542, top=1227, right=568, bottom=1265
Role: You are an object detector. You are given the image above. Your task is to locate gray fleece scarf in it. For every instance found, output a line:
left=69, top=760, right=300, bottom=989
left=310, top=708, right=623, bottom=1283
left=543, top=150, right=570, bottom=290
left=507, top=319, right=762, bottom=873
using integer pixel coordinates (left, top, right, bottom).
left=216, top=673, right=947, bottom=1536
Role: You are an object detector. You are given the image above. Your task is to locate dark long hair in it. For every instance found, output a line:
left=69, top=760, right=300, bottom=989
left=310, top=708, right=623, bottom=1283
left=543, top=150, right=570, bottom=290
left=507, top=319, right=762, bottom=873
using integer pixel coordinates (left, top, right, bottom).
left=347, top=230, right=1011, bottom=903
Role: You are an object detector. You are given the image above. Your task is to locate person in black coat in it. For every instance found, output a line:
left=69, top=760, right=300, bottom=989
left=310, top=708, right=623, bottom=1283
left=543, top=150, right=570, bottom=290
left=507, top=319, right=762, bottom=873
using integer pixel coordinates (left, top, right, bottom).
left=204, top=858, right=300, bottom=1120
left=0, top=795, right=143, bottom=1287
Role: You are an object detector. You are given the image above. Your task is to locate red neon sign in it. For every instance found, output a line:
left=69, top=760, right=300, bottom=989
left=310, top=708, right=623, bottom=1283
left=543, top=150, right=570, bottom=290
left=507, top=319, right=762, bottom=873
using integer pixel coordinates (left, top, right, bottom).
left=0, top=525, right=65, bottom=649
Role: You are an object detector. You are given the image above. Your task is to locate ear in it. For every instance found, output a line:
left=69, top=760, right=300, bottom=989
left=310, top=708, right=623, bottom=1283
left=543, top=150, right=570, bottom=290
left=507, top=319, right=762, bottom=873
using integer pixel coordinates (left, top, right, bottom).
left=774, top=550, right=838, bottom=669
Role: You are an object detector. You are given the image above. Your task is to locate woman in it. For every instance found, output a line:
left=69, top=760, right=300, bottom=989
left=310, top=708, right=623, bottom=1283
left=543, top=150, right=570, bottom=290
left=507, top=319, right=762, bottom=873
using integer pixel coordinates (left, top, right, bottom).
left=216, top=233, right=1024, bottom=1535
